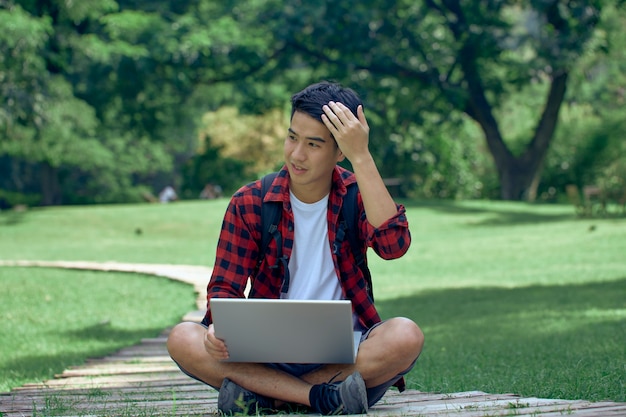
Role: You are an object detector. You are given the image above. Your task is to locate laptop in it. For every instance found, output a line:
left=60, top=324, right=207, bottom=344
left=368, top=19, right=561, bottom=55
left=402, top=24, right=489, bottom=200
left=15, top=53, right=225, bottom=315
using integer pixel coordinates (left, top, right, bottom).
left=211, top=298, right=361, bottom=364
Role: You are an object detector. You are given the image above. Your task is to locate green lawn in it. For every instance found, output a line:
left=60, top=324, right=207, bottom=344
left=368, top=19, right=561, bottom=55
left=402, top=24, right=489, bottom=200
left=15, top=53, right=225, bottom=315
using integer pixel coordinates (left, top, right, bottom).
left=0, top=199, right=624, bottom=402
left=0, top=267, right=195, bottom=393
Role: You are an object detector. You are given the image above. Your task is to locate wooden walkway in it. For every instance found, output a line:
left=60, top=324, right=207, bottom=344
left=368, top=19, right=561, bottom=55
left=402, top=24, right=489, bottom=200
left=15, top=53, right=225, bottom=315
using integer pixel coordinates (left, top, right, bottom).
left=1, top=260, right=624, bottom=416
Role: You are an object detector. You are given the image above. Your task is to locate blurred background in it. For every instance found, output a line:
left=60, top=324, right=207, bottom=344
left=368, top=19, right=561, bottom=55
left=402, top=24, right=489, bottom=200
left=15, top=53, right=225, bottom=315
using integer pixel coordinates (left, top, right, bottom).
left=1, top=0, right=624, bottom=208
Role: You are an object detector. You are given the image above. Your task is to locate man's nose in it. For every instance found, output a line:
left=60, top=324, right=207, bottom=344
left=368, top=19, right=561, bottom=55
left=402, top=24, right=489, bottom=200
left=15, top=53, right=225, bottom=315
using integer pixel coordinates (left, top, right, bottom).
left=291, top=142, right=307, bottom=160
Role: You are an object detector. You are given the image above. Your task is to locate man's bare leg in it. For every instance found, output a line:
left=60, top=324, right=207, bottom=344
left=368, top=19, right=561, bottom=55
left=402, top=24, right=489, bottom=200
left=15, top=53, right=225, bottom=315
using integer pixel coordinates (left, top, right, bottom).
left=301, top=317, right=424, bottom=387
left=167, top=322, right=313, bottom=405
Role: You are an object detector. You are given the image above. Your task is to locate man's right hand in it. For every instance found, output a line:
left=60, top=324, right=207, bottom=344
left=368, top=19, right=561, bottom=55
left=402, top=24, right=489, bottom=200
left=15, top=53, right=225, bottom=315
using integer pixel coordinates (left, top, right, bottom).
left=204, top=324, right=229, bottom=361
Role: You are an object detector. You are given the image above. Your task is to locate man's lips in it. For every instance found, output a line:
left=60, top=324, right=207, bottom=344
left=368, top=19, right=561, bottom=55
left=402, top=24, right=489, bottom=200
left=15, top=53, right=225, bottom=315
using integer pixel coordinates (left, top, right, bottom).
left=290, top=163, right=307, bottom=174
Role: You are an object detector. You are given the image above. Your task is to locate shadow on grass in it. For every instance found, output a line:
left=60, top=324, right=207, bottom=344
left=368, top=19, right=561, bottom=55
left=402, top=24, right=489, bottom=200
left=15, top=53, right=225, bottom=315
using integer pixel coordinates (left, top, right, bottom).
left=378, top=277, right=626, bottom=325
left=378, top=277, right=626, bottom=402
left=0, top=209, right=27, bottom=226
left=62, top=322, right=166, bottom=342
left=1, top=325, right=167, bottom=391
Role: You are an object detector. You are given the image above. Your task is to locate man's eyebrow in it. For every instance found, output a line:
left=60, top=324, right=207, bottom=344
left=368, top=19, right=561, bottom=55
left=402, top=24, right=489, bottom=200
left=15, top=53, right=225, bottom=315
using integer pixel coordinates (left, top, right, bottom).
left=288, top=128, right=327, bottom=143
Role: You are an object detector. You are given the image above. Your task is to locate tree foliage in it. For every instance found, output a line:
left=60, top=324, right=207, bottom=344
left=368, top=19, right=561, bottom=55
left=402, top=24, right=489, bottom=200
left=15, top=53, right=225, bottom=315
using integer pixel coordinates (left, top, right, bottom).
left=1, top=0, right=624, bottom=205
left=200, top=107, right=285, bottom=175
left=259, top=0, right=616, bottom=200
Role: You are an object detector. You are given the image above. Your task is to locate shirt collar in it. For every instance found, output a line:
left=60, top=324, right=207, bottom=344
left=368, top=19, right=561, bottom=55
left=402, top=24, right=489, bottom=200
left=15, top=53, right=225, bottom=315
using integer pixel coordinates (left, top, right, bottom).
left=264, top=165, right=355, bottom=203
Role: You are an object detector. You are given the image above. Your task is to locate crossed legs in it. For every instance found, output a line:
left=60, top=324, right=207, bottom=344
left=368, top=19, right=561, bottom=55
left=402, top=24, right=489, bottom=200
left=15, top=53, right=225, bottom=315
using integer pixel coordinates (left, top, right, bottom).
left=166, top=317, right=424, bottom=408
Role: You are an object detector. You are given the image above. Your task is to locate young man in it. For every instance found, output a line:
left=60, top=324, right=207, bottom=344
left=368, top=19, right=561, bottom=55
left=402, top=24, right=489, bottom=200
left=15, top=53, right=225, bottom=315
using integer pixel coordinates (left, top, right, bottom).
left=167, top=81, right=424, bottom=415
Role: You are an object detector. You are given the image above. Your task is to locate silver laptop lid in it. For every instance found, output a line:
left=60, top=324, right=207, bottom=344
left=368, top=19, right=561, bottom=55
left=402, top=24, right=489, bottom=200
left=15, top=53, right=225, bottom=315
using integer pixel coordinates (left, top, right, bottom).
left=211, top=298, right=359, bottom=364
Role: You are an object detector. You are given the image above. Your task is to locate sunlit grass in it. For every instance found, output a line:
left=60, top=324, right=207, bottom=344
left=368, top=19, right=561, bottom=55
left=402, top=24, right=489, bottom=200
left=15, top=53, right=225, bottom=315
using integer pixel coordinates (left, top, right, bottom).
left=371, top=199, right=625, bottom=297
left=0, top=201, right=224, bottom=264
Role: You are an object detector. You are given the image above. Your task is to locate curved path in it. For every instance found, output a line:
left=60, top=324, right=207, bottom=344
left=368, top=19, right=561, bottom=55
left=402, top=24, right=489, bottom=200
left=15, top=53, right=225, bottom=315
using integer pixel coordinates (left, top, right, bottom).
left=0, top=260, right=624, bottom=416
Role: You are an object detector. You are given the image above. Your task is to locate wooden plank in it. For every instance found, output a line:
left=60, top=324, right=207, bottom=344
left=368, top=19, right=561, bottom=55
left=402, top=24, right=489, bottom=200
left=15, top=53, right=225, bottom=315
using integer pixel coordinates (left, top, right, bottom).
left=1, top=384, right=210, bottom=401
left=539, top=405, right=626, bottom=416
left=57, top=364, right=179, bottom=378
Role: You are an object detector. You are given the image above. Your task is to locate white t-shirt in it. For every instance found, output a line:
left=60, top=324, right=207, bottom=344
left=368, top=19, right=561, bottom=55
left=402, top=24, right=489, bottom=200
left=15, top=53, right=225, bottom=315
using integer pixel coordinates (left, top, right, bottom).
left=282, top=191, right=343, bottom=301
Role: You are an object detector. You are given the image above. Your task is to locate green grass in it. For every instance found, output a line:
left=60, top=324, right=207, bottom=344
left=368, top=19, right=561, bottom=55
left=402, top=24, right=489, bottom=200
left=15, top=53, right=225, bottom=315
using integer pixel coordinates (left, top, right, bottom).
left=0, top=201, right=224, bottom=264
left=382, top=280, right=625, bottom=402
left=0, top=199, right=624, bottom=402
left=0, top=267, right=195, bottom=393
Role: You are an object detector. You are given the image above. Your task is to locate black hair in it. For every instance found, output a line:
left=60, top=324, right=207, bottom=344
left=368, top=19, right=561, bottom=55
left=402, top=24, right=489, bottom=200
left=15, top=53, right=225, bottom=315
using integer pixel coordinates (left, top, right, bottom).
left=290, top=81, right=362, bottom=123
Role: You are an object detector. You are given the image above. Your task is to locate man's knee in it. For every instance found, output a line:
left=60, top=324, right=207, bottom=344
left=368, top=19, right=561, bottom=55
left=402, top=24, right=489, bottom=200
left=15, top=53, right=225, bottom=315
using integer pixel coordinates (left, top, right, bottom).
left=388, top=317, right=424, bottom=358
left=167, top=321, right=201, bottom=360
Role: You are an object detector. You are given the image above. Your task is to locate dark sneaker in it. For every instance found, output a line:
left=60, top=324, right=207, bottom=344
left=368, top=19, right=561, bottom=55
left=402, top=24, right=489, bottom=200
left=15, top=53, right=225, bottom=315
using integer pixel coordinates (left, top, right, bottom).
left=309, top=372, right=368, bottom=415
left=217, top=378, right=274, bottom=415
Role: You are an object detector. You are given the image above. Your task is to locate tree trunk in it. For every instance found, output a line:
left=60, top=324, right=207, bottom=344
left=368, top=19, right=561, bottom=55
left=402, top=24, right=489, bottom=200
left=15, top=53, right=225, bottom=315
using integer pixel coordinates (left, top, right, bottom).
left=466, top=69, right=569, bottom=201
left=499, top=72, right=569, bottom=201
left=498, top=160, right=540, bottom=201
left=440, top=0, right=570, bottom=201
left=40, top=162, right=62, bottom=206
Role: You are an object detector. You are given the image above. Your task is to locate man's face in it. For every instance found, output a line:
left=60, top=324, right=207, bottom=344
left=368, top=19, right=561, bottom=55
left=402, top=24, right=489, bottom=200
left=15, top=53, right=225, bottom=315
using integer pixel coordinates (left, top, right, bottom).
left=284, top=111, right=344, bottom=203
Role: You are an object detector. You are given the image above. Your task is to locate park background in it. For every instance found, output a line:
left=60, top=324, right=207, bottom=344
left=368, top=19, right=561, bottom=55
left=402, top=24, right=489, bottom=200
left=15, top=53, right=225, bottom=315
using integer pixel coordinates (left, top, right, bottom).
left=1, top=0, right=625, bottom=410
left=1, top=0, right=625, bottom=207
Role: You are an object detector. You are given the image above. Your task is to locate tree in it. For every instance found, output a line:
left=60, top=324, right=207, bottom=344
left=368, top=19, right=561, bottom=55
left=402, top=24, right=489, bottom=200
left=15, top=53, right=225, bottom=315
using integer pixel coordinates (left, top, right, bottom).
left=0, top=1, right=171, bottom=204
left=535, top=0, right=626, bottom=204
left=0, top=0, right=299, bottom=205
left=265, top=0, right=612, bottom=200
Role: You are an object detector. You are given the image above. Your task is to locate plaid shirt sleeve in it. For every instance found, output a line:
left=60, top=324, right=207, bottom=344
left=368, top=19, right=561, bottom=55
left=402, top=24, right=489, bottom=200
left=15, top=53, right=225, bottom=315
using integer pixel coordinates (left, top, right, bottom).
left=202, top=174, right=290, bottom=325
left=203, top=182, right=263, bottom=323
left=366, top=203, right=411, bottom=260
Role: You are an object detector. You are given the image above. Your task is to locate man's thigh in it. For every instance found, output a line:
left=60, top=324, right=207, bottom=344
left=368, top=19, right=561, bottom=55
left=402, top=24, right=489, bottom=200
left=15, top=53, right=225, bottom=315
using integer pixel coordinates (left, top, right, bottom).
left=171, top=322, right=324, bottom=389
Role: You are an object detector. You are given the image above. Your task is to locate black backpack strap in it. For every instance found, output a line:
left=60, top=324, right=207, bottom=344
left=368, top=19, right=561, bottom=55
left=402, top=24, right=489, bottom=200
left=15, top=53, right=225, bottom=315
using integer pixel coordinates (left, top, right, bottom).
left=259, top=172, right=280, bottom=255
left=336, top=183, right=374, bottom=302
left=257, top=172, right=290, bottom=294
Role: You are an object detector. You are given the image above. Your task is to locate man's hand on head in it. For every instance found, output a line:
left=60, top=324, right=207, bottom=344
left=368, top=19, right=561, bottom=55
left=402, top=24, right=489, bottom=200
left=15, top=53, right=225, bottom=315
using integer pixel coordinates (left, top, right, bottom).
left=322, top=101, right=370, bottom=163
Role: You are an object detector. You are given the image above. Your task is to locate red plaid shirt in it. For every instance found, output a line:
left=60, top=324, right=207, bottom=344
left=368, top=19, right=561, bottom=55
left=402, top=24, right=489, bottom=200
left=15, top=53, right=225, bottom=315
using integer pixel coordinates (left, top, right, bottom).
left=204, top=165, right=411, bottom=330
